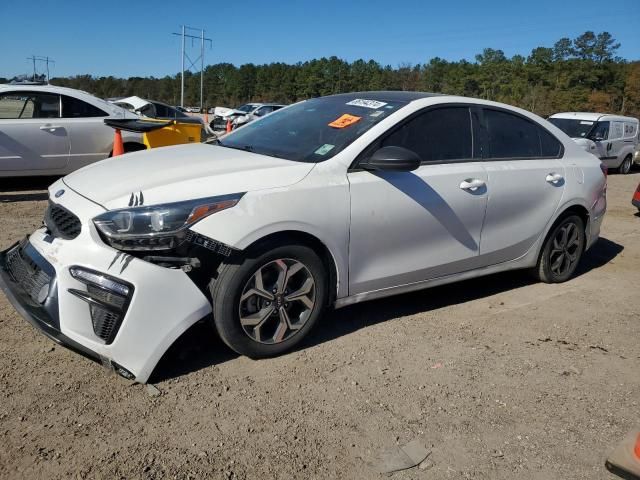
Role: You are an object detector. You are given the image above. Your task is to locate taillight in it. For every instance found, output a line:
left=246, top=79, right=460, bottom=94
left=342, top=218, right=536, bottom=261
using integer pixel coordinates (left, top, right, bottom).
left=633, top=183, right=640, bottom=202
left=600, top=163, right=608, bottom=177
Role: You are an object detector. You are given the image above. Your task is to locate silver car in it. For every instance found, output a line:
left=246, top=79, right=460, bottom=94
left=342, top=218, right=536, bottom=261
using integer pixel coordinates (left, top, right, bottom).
left=0, top=85, right=145, bottom=177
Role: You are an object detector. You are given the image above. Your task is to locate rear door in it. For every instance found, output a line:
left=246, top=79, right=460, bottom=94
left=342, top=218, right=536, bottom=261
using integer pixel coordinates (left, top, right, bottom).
left=59, top=94, right=112, bottom=170
left=477, top=107, right=566, bottom=264
left=0, top=91, right=70, bottom=172
left=608, top=121, right=625, bottom=164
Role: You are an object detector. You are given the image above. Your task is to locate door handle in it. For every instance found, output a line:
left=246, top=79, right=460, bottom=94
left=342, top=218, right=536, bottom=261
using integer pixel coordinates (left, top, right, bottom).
left=40, top=125, right=62, bottom=131
left=606, top=142, right=612, bottom=152
left=459, top=179, right=485, bottom=191
left=546, top=173, right=564, bottom=184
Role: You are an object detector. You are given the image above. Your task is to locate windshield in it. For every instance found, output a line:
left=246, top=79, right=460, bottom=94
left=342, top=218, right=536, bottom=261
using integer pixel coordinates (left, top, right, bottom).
left=236, top=104, right=259, bottom=113
left=548, top=118, right=597, bottom=138
left=218, top=96, right=405, bottom=162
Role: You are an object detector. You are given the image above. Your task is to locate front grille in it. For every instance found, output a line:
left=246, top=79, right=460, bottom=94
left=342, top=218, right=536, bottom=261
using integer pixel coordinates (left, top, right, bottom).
left=5, top=245, right=51, bottom=304
left=45, top=202, right=81, bottom=240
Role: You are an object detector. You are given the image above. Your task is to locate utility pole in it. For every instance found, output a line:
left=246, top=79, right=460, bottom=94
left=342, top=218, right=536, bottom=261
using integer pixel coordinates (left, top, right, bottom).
left=172, top=26, right=212, bottom=109
left=26, top=55, right=55, bottom=83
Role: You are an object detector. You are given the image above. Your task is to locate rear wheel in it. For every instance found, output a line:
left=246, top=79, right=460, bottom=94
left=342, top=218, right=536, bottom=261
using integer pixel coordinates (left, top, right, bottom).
left=210, top=243, right=327, bottom=358
left=619, top=155, right=633, bottom=175
left=535, top=214, right=585, bottom=283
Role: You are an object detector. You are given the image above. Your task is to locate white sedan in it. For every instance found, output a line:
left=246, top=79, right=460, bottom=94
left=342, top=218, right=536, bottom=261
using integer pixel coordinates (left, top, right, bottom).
left=0, top=91, right=607, bottom=383
left=0, top=84, right=144, bottom=177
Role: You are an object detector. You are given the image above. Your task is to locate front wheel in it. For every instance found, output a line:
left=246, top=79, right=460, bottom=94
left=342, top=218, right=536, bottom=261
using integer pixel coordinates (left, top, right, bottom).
left=209, top=243, right=327, bottom=358
left=619, top=155, right=633, bottom=175
left=535, top=215, right=585, bottom=283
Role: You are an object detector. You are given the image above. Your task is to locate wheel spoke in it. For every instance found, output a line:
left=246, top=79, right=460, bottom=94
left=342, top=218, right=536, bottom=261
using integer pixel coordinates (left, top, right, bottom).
left=283, top=262, right=304, bottom=292
left=274, top=259, right=289, bottom=294
left=241, top=268, right=274, bottom=302
left=551, top=252, right=565, bottom=273
left=273, top=312, right=289, bottom=341
left=284, top=277, right=314, bottom=309
left=240, top=305, right=275, bottom=327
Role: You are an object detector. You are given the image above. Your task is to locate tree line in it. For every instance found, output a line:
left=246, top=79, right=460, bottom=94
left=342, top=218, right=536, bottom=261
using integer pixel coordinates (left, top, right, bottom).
left=6, top=31, right=639, bottom=119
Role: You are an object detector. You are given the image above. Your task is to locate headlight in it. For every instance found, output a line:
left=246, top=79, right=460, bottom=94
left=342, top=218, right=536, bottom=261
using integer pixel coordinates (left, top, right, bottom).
left=93, top=193, right=243, bottom=251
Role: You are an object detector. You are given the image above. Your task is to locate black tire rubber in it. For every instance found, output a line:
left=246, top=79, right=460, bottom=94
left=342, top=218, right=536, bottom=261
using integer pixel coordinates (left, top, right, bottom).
left=209, top=242, right=327, bottom=358
left=618, top=155, right=632, bottom=175
left=535, top=214, right=585, bottom=283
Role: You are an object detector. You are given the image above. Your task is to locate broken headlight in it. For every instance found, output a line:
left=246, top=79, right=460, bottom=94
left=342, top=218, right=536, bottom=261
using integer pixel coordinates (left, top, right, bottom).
left=92, top=193, right=243, bottom=251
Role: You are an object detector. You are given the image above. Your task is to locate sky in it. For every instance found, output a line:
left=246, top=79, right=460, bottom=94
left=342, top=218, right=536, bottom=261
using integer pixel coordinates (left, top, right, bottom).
left=1, top=0, right=639, bottom=79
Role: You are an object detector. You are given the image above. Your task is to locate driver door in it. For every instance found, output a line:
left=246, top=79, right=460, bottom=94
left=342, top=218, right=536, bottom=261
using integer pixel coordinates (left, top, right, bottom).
left=347, top=106, right=488, bottom=295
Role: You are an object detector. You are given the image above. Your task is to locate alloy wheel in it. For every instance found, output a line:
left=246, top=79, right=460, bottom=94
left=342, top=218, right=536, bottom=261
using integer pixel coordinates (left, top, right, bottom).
left=549, top=222, right=581, bottom=277
left=621, top=156, right=632, bottom=175
left=238, top=258, right=316, bottom=344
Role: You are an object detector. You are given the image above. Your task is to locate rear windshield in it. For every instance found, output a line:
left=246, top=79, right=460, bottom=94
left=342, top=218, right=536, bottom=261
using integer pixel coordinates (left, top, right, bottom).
left=218, top=96, right=405, bottom=162
left=548, top=118, right=596, bottom=138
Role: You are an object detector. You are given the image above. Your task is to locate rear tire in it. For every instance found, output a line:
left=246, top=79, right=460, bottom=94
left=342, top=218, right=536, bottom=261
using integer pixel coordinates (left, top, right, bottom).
left=209, top=242, right=327, bottom=358
left=619, top=155, right=632, bottom=175
left=535, top=215, right=585, bottom=283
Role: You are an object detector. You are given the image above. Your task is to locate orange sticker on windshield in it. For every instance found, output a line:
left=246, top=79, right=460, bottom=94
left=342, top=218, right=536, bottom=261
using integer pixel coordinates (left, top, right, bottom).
left=328, top=114, right=361, bottom=129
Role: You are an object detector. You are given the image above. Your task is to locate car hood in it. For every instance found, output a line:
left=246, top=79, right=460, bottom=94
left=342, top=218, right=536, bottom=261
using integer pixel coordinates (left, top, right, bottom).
left=62, top=143, right=315, bottom=211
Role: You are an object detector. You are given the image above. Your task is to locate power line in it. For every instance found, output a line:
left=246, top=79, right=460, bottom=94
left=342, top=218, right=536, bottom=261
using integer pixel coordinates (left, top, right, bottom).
left=172, top=26, right=212, bottom=109
left=26, top=55, right=55, bottom=83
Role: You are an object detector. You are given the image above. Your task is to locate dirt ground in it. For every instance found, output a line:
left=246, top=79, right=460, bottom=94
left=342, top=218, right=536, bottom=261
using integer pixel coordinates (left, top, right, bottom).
left=0, top=172, right=638, bottom=480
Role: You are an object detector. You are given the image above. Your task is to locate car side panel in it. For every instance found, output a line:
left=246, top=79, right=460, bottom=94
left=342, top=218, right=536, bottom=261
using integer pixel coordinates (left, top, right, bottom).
left=0, top=119, right=70, bottom=172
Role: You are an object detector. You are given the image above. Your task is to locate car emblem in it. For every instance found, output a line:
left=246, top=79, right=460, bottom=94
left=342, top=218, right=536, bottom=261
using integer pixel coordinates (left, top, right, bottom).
left=55, top=189, right=65, bottom=198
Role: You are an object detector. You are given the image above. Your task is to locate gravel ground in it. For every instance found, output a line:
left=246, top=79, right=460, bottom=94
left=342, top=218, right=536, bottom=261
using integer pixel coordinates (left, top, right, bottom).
left=0, top=172, right=638, bottom=480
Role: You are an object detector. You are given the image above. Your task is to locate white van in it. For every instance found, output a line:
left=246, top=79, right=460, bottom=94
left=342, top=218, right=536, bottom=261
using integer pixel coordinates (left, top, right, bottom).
left=548, top=112, right=639, bottom=174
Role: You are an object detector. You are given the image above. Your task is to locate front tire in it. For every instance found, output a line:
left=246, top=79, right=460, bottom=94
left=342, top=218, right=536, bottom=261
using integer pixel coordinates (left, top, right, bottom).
left=209, top=243, right=327, bottom=358
left=619, top=155, right=633, bottom=175
left=535, top=215, right=585, bottom=283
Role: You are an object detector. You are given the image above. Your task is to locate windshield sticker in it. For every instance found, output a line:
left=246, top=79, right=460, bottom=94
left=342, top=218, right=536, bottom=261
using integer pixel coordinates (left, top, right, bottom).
left=370, top=110, right=384, bottom=117
left=580, top=121, right=594, bottom=125
left=314, top=144, right=335, bottom=155
left=345, top=99, right=388, bottom=109
left=328, top=114, right=362, bottom=129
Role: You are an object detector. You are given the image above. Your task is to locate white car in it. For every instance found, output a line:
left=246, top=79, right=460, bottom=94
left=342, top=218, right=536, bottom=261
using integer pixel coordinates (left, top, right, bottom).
left=0, top=85, right=145, bottom=177
left=0, top=92, right=607, bottom=383
left=548, top=112, right=639, bottom=174
left=210, top=103, right=285, bottom=130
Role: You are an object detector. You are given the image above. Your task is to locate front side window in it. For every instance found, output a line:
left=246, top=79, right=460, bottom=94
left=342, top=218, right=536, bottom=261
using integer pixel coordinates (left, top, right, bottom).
left=381, top=107, right=473, bottom=162
left=0, top=92, right=59, bottom=119
left=484, top=109, right=562, bottom=159
left=588, top=121, right=609, bottom=141
left=61, top=95, right=107, bottom=118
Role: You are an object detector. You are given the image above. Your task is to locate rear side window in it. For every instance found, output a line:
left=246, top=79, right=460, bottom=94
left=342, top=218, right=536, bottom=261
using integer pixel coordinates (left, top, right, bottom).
left=483, top=109, right=562, bottom=159
left=381, top=107, right=473, bottom=162
left=610, top=121, right=624, bottom=140
left=623, top=122, right=637, bottom=139
left=61, top=95, right=107, bottom=118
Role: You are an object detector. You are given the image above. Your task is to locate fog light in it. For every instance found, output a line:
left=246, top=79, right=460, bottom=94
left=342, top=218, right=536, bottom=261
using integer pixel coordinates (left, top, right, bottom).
left=69, top=267, right=130, bottom=296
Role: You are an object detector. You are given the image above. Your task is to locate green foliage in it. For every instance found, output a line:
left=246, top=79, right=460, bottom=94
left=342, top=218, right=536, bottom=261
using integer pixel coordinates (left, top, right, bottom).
left=49, top=31, right=639, bottom=118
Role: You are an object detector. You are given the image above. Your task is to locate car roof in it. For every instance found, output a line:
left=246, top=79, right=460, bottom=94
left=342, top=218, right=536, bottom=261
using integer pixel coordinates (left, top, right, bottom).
left=550, top=112, right=639, bottom=123
left=324, top=91, right=443, bottom=103
left=0, top=83, right=125, bottom=115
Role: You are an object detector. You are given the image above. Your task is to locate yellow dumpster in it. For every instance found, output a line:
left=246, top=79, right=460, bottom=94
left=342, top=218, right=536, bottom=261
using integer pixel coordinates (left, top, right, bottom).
left=143, top=120, right=202, bottom=148
left=104, top=118, right=203, bottom=150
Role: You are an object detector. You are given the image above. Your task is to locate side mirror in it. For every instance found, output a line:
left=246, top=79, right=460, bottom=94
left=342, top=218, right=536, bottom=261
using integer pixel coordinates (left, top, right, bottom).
left=363, top=146, right=421, bottom=172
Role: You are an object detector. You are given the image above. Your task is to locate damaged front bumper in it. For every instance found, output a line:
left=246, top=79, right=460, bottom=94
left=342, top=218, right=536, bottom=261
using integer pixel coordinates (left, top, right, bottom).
left=0, top=188, right=214, bottom=383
